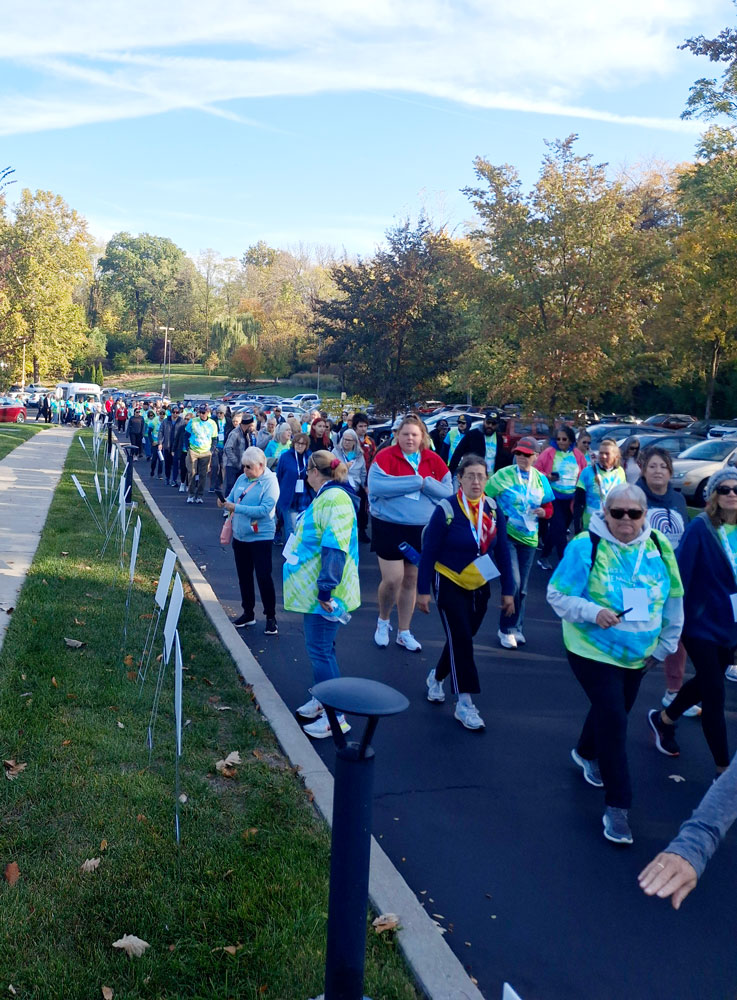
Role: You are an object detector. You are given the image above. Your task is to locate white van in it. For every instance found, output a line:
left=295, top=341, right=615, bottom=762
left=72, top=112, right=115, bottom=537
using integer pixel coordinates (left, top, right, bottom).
left=55, top=382, right=102, bottom=402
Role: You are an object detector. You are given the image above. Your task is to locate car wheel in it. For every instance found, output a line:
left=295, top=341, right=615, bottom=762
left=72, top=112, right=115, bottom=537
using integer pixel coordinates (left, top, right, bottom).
left=15, top=412, right=25, bottom=423
left=694, top=479, right=707, bottom=506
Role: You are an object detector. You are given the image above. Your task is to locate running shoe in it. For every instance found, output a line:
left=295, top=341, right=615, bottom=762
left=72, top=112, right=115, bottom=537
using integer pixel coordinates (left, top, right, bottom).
left=264, top=618, right=278, bottom=635
left=296, top=697, right=323, bottom=719
left=396, top=630, right=422, bottom=652
left=537, top=558, right=553, bottom=571
left=233, top=614, right=256, bottom=628
left=512, top=629, right=526, bottom=645
left=454, top=701, right=485, bottom=730
left=374, top=619, right=392, bottom=648
left=426, top=669, right=445, bottom=703
left=303, top=713, right=350, bottom=740
left=186, top=496, right=195, bottom=504
left=726, top=664, right=737, bottom=683
left=648, top=709, right=680, bottom=757
left=571, top=748, right=604, bottom=788
left=195, top=497, right=204, bottom=504
left=603, top=806, right=633, bottom=845
left=497, top=630, right=517, bottom=649
left=661, top=690, right=701, bottom=718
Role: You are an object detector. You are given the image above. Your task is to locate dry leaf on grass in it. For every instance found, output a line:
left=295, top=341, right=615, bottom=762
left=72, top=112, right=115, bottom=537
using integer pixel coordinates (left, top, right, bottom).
left=117, top=722, right=125, bottom=730
left=242, top=827, right=258, bottom=841
left=73, top=617, right=86, bottom=625
left=218, top=766, right=238, bottom=778
left=4, top=862, right=20, bottom=886
left=178, top=793, right=188, bottom=804
left=81, top=857, right=101, bottom=873
left=211, top=943, right=243, bottom=956
left=9, top=986, right=17, bottom=995
left=372, top=913, right=399, bottom=934
left=64, top=638, right=85, bottom=649
left=60, top=551, right=69, bottom=556
left=208, top=695, right=221, bottom=704
left=61, top=739, right=71, bottom=747
left=102, top=987, right=114, bottom=1000
left=214, top=705, right=233, bottom=712
left=123, top=654, right=134, bottom=667
left=136, top=814, right=147, bottom=823
left=51, top=676, right=58, bottom=688
left=112, top=934, right=150, bottom=958
left=126, top=671, right=137, bottom=682
left=3, top=760, right=27, bottom=781
left=215, top=751, right=241, bottom=774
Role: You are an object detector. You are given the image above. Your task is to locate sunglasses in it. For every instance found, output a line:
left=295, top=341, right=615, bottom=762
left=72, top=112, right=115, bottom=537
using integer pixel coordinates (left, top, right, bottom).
left=608, top=508, right=645, bottom=520
left=716, top=485, right=737, bottom=496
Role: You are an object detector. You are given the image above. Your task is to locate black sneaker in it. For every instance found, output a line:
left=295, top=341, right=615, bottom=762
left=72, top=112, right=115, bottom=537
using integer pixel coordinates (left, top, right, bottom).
left=603, top=806, right=633, bottom=845
left=234, top=614, right=256, bottom=628
left=264, top=618, right=278, bottom=635
left=648, top=709, right=680, bottom=757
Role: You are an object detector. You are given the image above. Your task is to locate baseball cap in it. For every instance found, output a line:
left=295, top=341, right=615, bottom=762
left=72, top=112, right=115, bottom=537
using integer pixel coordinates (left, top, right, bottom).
left=198, top=403, right=209, bottom=413
left=513, top=436, right=537, bottom=456
left=484, top=409, right=500, bottom=421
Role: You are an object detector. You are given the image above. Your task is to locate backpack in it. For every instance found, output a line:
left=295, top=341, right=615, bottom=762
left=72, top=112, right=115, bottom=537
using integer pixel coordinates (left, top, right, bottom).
left=588, top=529, right=662, bottom=570
left=421, top=495, right=497, bottom=548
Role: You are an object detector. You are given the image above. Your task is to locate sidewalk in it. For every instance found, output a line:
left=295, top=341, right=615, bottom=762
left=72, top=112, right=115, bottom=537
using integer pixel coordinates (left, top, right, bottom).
left=0, top=425, right=73, bottom=650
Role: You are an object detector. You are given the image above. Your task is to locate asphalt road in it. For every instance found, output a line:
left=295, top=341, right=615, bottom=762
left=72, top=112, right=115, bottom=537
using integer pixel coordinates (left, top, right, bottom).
left=137, top=456, right=737, bottom=1000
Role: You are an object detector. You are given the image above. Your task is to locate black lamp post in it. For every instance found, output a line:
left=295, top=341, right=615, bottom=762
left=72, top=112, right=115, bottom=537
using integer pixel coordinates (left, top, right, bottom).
left=311, top=676, right=409, bottom=1000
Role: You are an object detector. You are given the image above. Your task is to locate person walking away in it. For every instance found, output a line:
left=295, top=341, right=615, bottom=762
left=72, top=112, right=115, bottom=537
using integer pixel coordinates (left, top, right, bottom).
left=209, top=405, right=229, bottom=492
left=417, top=455, right=515, bottom=730
left=535, top=425, right=586, bottom=569
left=367, top=414, right=452, bottom=652
left=127, top=407, right=145, bottom=460
left=486, top=437, right=554, bottom=648
left=283, top=450, right=360, bottom=739
left=442, top=414, right=470, bottom=463
left=186, top=404, right=218, bottom=504
left=448, top=410, right=508, bottom=477
left=158, top=406, right=181, bottom=486
left=547, top=483, right=683, bottom=845
left=647, top=468, right=737, bottom=778
left=573, top=439, right=625, bottom=532
left=218, top=447, right=279, bottom=635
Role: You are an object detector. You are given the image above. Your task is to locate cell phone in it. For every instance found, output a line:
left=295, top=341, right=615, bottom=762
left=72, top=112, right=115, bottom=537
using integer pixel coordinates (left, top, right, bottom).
left=215, top=489, right=225, bottom=503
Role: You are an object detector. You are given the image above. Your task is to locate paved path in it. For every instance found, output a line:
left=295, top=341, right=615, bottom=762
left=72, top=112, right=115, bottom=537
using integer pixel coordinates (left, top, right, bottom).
left=135, top=461, right=737, bottom=1000
left=0, top=426, right=73, bottom=651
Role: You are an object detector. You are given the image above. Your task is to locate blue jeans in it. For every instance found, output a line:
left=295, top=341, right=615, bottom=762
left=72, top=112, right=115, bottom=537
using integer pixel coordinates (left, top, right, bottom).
left=499, top=540, right=536, bottom=633
left=303, top=613, right=341, bottom=686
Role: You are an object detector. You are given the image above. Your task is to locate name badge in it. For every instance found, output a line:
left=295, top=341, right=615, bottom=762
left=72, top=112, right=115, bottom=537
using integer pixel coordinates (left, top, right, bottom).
left=730, top=594, right=737, bottom=623
left=621, top=587, right=649, bottom=622
left=473, top=554, right=500, bottom=582
left=282, top=533, right=299, bottom=565
left=294, top=479, right=305, bottom=494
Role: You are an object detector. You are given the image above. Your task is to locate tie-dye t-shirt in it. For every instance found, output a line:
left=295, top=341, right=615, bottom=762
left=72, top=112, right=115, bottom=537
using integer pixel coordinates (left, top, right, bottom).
left=577, top=465, right=626, bottom=522
left=551, top=449, right=580, bottom=496
left=486, top=466, right=554, bottom=546
left=550, top=528, right=683, bottom=668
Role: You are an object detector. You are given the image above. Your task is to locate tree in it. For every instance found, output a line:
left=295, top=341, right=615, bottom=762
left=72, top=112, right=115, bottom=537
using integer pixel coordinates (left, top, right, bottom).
left=681, top=13, right=737, bottom=126
left=170, top=328, right=205, bottom=364
left=229, top=343, right=262, bottom=383
left=314, top=218, right=481, bottom=414
left=99, top=233, right=186, bottom=339
left=203, top=351, right=220, bottom=374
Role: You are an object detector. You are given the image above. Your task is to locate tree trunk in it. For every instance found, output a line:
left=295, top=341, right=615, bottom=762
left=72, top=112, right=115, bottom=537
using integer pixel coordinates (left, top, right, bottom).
left=704, top=338, right=720, bottom=420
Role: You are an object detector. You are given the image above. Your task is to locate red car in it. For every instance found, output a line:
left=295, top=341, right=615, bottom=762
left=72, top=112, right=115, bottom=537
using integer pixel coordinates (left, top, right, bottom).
left=641, top=413, right=696, bottom=431
left=500, top=415, right=551, bottom=451
left=0, top=397, right=27, bottom=423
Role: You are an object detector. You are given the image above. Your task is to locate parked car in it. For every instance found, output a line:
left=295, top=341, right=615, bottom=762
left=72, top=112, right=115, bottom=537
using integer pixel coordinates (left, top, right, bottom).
left=0, top=398, right=27, bottom=423
left=685, top=418, right=733, bottom=438
left=499, top=415, right=551, bottom=451
left=641, top=413, right=696, bottom=431
left=671, top=437, right=737, bottom=505
left=629, top=432, right=704, bottom=456
left=707, top=421, right=737, bottom=438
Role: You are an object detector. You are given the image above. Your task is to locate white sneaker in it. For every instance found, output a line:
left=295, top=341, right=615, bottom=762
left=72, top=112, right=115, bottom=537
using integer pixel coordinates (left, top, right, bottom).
left=426, top=669, right=445, bottom=703
left=454, top=701, right=485, bottom=730
left=396, top=630, right=422, bottom=652
left=662, top=689, right=702, bottom=717
left=497, top=629, right=517, bottom=649
left=303, top=713, right=350, bottom=740
left=296, top=697, right=323, bottom=719
left=726, top=664, right=737, bottom=682
left=512, top=629, right=526, bottom=645
left=179, top=483, right=186, bottom=493
left=374, top=619, right=392, bottom=648
left=186, top=496, right=195, bottom=504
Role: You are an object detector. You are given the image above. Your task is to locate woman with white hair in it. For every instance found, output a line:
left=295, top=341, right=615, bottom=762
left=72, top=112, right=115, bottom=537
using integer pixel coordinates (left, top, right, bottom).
left=547, top=482, right=684, bottom=846
left=218, top=446, right=280, bottom=636
left=264, top=422, right=293, bottom=465
left=333, top=428, right=367, bottom=493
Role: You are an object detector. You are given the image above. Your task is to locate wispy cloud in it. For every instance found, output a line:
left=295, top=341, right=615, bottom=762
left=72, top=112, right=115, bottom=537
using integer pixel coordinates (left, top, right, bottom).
left=0, top=0, right=726, bottom=136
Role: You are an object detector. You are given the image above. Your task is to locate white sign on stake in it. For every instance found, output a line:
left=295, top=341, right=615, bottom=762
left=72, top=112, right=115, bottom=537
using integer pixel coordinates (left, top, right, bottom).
left=78, top=437, right=87, bottom=451
left=129, top=516, right=141, bottom=583
left=71, top=474, right=86, bottom=499
left=119, top=475, right=126, bottom=535
left=174, top=630, right=183, bottom=757
left=502, top=985, right=524, bottom=1000
left=163, top=574, right=184, bottom=664
left=155, top=549, right=177, bottom=610
left=94, top=474, right=102, bottom=505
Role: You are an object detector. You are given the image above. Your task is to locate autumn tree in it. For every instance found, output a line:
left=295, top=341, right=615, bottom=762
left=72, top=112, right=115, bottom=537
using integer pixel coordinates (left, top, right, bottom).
left=229, top=343, right=262, bottom=383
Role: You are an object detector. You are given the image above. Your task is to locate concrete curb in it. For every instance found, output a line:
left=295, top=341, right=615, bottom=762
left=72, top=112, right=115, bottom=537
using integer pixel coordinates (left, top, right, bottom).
left=132, top=467, right=484, bottom=1000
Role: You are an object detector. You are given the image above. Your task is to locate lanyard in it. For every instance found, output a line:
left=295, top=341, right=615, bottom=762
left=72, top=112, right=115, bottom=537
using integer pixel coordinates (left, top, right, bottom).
left=460, top=492, right=483, bottom=552
left=718, top=526, right=737, bottom=585
left=632, top=540, right=646, bottom=578
left=516, top=465, right=533, bottom=502
left=295, top=451, right=306, bottom=476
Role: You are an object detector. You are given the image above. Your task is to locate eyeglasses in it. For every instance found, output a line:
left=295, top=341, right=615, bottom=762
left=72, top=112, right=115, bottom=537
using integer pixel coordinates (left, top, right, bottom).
left=608, top=508, right=645, bottom=520
left=462, top=472, right=487, bottom=480
left=716, top=485, right=737, bottom=496
left=628, top=446, right=639, bottom=452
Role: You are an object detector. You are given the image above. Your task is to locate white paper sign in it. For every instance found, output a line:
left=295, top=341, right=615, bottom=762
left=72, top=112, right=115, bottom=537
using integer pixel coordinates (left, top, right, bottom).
left=155, top=549, right=177, bottom=610
left=163, top=573, right=184, bottom=664
left=294, top=479, right=305, bottom=494
left=282, top=533, right=299, bottom=565
left=129, top=516, right=141, bottom=583
left=503, top=985, right=524, bottom=1000
left=473, top=553, right=500, bottom=581
left=118, top=475, right=126, bottom=534
left=78, top=437, right=87, bottom=451
left=622, top=587, right=649, bottom=622
left=730, top=594, right=737, bottom=623
left=71, top=474, right=86, bottom=499
left=94, top=474, right=102, bottom=504
left=174, top=630, right=183, bottom=757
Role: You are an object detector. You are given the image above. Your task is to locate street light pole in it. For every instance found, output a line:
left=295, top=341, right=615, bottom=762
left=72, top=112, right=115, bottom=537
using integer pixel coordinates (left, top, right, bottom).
left=158, top=326, right=174, bottom=399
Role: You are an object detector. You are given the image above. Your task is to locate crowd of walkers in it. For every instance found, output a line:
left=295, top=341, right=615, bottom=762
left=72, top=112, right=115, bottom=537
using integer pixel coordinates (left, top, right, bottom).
left=112, top=400, right=737, bottom=905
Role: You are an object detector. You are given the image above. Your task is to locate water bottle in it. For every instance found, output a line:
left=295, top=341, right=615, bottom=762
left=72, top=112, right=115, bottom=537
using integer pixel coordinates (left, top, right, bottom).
left=398, top=541, right=421, bottom=565
left=320, top=598, right=352, bottom=625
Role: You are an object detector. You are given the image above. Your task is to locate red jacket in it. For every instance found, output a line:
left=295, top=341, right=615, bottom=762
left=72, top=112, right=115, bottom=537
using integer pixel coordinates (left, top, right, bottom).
left=372, top=444, right=449, bottom=482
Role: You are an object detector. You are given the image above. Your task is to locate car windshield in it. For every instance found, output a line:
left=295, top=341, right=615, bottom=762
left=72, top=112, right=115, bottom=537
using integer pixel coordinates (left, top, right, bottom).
left=678, top=439, right=737, bottom=461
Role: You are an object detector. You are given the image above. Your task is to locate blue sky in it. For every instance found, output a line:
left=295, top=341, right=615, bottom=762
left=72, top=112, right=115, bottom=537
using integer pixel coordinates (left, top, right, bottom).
left=1, top=0, right=734, bottom=260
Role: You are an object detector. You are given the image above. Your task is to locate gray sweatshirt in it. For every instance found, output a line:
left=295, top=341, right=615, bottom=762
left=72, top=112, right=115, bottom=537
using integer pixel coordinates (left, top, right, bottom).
left=665, top=753, right=737, bottom=877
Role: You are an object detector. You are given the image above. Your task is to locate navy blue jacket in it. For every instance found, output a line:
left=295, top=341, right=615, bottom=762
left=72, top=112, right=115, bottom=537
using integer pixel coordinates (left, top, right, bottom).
left=275, top=448, right=311, bottom=515
left=677, top=513, right=737, bottom=648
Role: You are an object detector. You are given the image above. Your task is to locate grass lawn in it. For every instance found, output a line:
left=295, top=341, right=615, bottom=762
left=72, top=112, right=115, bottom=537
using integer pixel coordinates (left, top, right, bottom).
left=0, top=436, right=418, bottom=999
left=0, top=422, right=47, bottom=460
left=106, top=368, right=283, bottom=400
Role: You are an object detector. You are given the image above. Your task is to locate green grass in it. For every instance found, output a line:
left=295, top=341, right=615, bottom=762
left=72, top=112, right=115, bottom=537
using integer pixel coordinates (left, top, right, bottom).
left=0, top=423, right=47, bottom=460
left=0, top=437, right=419, bottom=1000
left=106, top=370, right=285, bottom=399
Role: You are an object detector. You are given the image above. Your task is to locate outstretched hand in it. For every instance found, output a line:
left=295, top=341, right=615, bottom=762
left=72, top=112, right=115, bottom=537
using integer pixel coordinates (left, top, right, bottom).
left=501, top=595, right=515, bottom=616
left=638, top=852, right=698, bottom=910
left=416, top=594, right=432, bottom=614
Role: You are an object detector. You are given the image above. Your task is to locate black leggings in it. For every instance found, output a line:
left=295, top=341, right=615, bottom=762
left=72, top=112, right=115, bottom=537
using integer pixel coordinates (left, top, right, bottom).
left=543, top=497, right=573, bottom=560
left=665, top=636, right=731, bottom=768
left=568, top=650, right=646, bottom=809
left=432, top=573, right=490, bottom=695
left=232, top=538, right=276, bottom=619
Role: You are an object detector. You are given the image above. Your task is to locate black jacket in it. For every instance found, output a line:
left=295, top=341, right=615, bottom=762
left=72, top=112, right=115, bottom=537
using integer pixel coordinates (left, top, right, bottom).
left=448, top=427, right=508, bottom=475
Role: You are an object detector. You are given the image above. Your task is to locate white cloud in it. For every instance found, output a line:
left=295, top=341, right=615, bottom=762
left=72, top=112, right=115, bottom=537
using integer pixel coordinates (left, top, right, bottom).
left=0, top=0, right=728, bottom=136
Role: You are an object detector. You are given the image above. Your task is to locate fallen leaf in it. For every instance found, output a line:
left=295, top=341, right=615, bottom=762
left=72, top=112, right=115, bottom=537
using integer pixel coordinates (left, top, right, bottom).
left=208, top=695, right=221, bottom=704
left=178, top=793, right=188, bottom=804
left=100, top=839, right=108, bottom=852
left=215, top=751, right=241, bottom=773
left=136, top=814, right=147, bottom=823
left=9, top=986, right=17, bottom=996
left=20, top=673, right=25, bottom=680
left=218, top=766, right=238, bottom=779
left=61, top=739, right=72, bottom=747
left=112, top=934, right=150, bottom=958
left=3, top=760, right=27, bottom=781
left=81, top=857, right=101, bottom=873
left=108, top=705, right=118, bottom=711
left=138, top=613, right=153, bottom=620
left=123, top=654, right=134, bottom=667
left=211, top=943, right=243, bottom=956
left=223, top=869, right=234, bottom=879
left=155, top=653, right=163, bottom=662
left=102, top=988, right=114, bottom=1000
left=66, top=694, right=77, bottom=700
left=64, top=637, right=86, bottom=649
left=73, top=617, right=86, bottom=626
left=42, top=579, right=48, bottom=585
left=669, top=774, right=686, bottom=783
left=201, top=676, right=213, bottom=686
left=126, top=671, right=137, bottom=682
left=51, top=676, right=58, bottom=688
left=61, top=551, right=69, bottom=556
left=168, top=943, right=176, bottom=952
left=372, top=913, right=399, bottom=933
left=214, top=705, right=233, bottom=712
left=117, top=722, right=125, bottom=730
left=242, top=827, right=258, bottom=841
left=4, top=862, right=20, bottom=886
